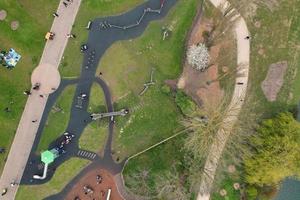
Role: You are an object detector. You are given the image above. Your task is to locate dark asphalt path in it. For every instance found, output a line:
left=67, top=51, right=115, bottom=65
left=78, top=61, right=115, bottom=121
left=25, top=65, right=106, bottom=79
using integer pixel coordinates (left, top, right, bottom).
left=19, top=0, right=177, bottom=199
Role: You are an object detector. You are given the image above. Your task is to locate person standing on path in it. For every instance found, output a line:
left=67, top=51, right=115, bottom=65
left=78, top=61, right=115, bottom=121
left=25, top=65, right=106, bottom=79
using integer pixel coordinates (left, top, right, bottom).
left=53, top=12, right=59, bottom=17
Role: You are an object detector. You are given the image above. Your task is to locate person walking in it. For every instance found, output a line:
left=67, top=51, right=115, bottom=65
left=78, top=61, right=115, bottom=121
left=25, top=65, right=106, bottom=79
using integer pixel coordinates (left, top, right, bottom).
left=52, top=12, right=59, bottom=17
left=23, top=90, right=31, bottom=96
left=1, top=188, right=7, bottom=196
left=63, top=2, right=68, bottom=7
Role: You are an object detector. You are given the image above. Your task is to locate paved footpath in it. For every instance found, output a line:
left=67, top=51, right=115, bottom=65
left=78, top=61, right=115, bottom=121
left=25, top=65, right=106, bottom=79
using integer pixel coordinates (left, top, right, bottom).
left=0, top=0, right=81, bottom=199
left=197, top=0, right=250, bottom=199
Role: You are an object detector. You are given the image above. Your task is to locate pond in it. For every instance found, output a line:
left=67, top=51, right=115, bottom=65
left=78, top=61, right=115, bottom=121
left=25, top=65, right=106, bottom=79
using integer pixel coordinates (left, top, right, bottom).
left=273, top=178, right=300, bottom=200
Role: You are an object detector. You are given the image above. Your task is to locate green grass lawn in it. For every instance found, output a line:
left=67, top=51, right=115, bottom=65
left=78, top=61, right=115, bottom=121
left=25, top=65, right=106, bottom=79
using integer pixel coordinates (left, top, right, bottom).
left=211, top=176, right=240, bottom=200
left=0, top=0, right=59, bottom=173
left=60, top=0, right=143, bottom=78
left=37, top=85, right=76, bottom=152
left=113, top=89, right=181, bottom=160
left=79, top=122, right=107, bottom=155
left=209, top=0, right=300, bottom=199
left=79, top=82, right=108, bottom=154
left=228, top=0, right=300, bottom=115
left=16, top=158, right=90, bottom=200
left=96, top=0, right=200, bottom=161
left=88, top=83, right=106, bottom=113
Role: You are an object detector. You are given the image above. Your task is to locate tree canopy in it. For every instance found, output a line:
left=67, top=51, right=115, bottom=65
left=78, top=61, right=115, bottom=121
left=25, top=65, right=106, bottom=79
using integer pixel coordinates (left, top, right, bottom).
left=244, top=112, right=300, bottom=186
left=187, top=43, right=210, bottom=71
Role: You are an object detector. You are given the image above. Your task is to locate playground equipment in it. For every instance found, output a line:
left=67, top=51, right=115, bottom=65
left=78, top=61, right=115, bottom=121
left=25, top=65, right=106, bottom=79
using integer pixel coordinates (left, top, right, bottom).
left=33, top=131, right=74, bottom=180
left=139, top=68, right=155, bottom=95
left=86, top=21, right=92, bottom=30
left=0, top=48, right=21, bottom=68
left=83, top=185, right=94, bottom=195
left=45, top=32, right=55, bottom=40
left=33, top=149, right=59, bottom=180
left=90, top=109, right=129, bottom=121
left=106, top=189, right=111, bottom=200
left=75, top=93, right=88, bottom=109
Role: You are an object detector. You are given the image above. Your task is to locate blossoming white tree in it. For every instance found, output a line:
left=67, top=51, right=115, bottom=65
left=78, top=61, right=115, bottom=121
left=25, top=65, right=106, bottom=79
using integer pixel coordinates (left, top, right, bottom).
left=187, top=43, right=210, bottom=71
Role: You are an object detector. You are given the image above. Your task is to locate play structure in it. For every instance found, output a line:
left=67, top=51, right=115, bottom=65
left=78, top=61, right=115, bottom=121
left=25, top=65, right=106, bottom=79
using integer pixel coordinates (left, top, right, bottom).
left=139, top=68, right=155, bottom=95
left=0, top=48, right=21, bottom=68
left=106, top=189, right=111, bottom=200
left=33, top=149, right=59, bottom=180
left=33, top=132, right=75, bottom=180
left=90, top=109, right=129, bottom=121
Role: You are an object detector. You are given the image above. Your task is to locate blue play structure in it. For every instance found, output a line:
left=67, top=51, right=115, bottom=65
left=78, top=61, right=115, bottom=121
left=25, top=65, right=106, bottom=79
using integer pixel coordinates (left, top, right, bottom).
left=0, top=48, right=21, bottom=69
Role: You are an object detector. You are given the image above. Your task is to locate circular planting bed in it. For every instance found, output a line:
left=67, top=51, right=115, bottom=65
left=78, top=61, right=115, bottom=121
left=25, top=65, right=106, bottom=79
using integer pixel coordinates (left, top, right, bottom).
left=0, top=10, right=7, bottom=21
left=11, top=20, right=20, bottom=30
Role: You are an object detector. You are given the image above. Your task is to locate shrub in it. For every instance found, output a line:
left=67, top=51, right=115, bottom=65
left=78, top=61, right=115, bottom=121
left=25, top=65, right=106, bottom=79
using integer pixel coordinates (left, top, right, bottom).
left=246, top=186, right=258, bottom=200
left=175, top=90, right=196, bottom=116
left=161, top=84, right=171, bottom=95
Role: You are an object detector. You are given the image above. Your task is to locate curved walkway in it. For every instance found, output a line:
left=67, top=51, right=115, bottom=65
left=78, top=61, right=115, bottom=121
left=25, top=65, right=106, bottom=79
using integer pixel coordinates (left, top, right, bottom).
left=197, top=0, right=250, bottom=199
left=0, top=1, right=82, bottom=199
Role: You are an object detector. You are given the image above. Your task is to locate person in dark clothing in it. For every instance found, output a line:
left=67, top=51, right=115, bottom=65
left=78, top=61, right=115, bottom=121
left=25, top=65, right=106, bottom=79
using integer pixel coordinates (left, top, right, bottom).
left=52, top=12, right=59, bottom=17
left=0, top=148, right=5, bottom=153
left=23, top=90, right=31, bottom=95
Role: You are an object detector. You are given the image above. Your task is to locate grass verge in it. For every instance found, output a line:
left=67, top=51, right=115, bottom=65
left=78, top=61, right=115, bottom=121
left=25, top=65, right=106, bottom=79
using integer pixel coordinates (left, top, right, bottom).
left=0, top=0, right=59, bottom=173
left=16, top=158, right=90, bottom=200
left=59, top=0, right=143, bottom=77
left=96, top=0, right=200, bottom=161
left=37, top=85, right=76, bottom=152
left=79, top=122, right=107, bottom=155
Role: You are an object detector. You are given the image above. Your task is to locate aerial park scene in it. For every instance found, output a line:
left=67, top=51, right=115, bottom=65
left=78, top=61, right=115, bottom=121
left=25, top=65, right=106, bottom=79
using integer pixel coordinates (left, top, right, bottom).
left=2, top=0, right=300, bottom=199
left=2, top=0, right=183, bottom=199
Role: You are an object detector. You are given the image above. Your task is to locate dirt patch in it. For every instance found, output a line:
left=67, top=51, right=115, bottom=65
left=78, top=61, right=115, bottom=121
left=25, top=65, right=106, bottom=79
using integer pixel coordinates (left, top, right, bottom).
left=188, top=18, right=213, bottom=46
left=165, top=79, right=177, bottom=90
left=178, top=40, right=224, bottom=107
left=254, top=21, right=261, bottom=28
left=11, top=20, right=19, bottom=30
left=261, top=61, right=288, bottom=101
left=0, top=10, right=7, bottom=21
left=258, top=48, right=265, bottom=56
left=65, top=168, right=123, bottom=200
left=196, top=64, right=224, bottom=106
left=177, top=14, right=226, bottom=107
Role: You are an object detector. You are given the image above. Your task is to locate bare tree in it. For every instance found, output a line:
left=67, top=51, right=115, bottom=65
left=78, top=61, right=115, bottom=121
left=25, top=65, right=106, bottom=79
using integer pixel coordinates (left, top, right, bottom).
left=182, top=97, right=230, bottom=162
left=155, top=167, right=190, bottom=200
left=124, top=168, right=154, bottom=199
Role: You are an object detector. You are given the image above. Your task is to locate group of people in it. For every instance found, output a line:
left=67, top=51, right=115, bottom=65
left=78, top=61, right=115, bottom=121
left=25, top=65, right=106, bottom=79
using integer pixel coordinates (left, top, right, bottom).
left=1, top=180, right=17, bottom=196
left=52, top=0, right=76, bottom=39
left=96, top=174, right=103, bottom=184
left=54, top=132, right=75, bottom=155
left=63, top=0, right=73, bottom=8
